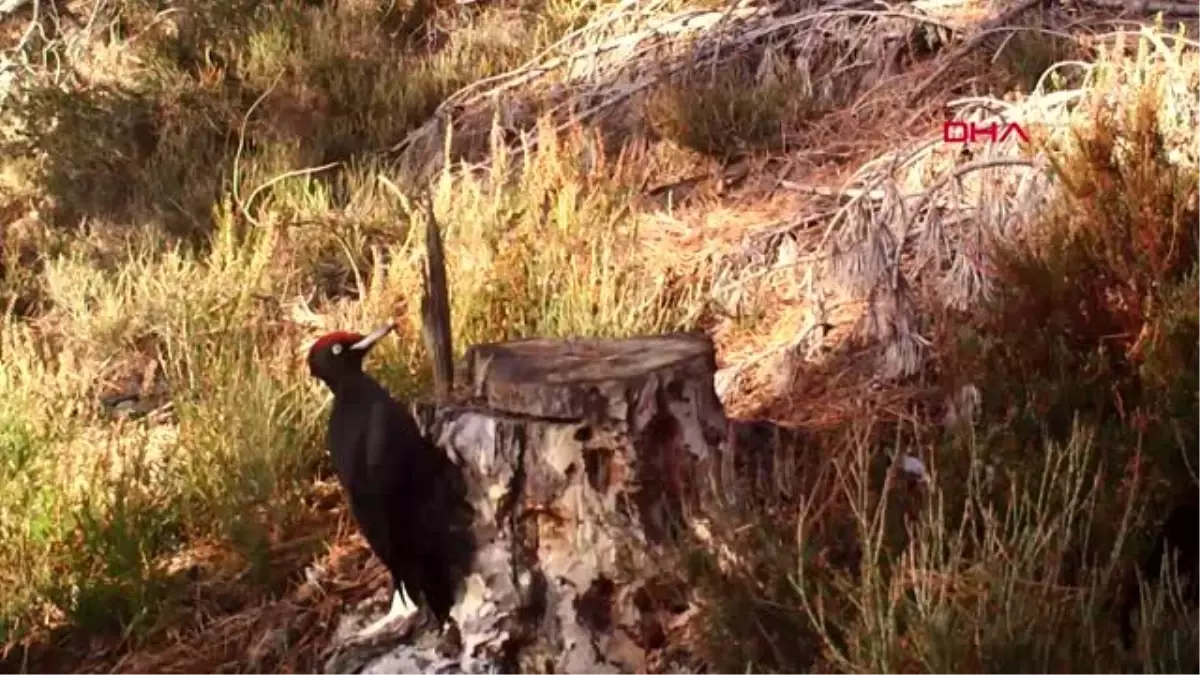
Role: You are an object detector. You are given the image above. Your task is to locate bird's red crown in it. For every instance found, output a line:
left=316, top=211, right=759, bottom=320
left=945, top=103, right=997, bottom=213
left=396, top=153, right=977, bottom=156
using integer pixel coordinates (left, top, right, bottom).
left=309, top=331, right=364, bottom=357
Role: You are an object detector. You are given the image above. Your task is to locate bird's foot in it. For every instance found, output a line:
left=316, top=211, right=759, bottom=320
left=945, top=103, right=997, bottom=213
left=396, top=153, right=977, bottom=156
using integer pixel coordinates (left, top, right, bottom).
left=356, top=587, right=421, bottom=641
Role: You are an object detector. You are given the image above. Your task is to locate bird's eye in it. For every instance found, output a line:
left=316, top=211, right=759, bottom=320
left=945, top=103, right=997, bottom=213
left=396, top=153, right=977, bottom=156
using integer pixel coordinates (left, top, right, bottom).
left=331, top=344, right=344, bottom=355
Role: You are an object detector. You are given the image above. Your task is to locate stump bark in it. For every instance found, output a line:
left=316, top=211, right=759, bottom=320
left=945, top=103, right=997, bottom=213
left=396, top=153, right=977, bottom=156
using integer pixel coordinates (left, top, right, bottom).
left=327, top=332, right=730, bottom=674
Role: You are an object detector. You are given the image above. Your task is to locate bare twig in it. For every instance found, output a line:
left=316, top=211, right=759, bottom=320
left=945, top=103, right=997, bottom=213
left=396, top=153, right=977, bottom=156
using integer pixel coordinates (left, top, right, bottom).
left=418, top=193, right=454, bottom=403
left=232, top=70, right=284, bottom=226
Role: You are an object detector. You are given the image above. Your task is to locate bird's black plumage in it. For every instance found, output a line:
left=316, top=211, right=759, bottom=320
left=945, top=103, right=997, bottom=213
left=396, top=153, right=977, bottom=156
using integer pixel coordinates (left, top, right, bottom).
left=307, top=324, right=475, bottom=629
left=1118, top=491, right=1199, bottom=648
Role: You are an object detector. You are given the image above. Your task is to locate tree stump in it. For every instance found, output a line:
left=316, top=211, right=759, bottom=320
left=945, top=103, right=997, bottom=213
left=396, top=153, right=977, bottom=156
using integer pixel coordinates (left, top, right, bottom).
left=327, top=333, right=731, bottom=674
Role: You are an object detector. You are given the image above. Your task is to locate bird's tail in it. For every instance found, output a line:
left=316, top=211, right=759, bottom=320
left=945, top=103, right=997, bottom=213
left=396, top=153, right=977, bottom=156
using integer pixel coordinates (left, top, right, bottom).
left=422, top=555, right=459, bottom=626
left=405, top=522, right=472, bottom=627
left=415, top=454, right=477, bottom=626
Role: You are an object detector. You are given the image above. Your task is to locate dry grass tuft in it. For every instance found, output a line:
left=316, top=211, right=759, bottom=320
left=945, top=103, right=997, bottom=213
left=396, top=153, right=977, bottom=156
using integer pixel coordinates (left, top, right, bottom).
left=642, top=56, right=821, bottom=159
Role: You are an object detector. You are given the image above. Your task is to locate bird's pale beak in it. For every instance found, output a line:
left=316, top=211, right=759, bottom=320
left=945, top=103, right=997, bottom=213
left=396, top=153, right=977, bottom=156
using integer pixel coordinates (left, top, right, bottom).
left=350, top=322, right=397, bottom=352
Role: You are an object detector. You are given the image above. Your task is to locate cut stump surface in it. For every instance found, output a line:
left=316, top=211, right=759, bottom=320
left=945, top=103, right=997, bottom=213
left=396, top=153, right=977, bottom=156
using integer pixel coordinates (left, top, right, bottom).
left=463, top=333, right=721, bottom=424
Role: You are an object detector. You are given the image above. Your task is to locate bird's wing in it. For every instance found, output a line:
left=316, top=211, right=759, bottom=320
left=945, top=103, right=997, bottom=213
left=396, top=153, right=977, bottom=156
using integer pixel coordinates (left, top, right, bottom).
left=367, top=397, right=472, bottom=514
left=358, top=399, right=413, bottom=494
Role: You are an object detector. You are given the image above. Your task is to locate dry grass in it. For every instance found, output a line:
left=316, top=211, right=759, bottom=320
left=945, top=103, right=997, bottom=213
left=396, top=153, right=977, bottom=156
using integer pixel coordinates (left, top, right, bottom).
left=0, top=0, right=1196, bottom=672
left=0, top=0, right=702, bottom=662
